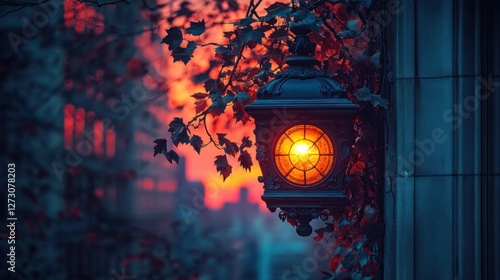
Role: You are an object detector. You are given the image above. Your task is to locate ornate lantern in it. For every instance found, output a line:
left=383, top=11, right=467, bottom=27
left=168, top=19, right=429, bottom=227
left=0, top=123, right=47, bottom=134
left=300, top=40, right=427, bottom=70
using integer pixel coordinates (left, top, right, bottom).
left=245, top=23, right=358, bottom=236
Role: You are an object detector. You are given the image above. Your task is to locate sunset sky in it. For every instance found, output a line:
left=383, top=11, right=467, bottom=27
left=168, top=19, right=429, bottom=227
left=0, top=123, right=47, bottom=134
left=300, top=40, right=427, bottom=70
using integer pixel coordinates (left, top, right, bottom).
left=134, top=0, right=270, bottom=210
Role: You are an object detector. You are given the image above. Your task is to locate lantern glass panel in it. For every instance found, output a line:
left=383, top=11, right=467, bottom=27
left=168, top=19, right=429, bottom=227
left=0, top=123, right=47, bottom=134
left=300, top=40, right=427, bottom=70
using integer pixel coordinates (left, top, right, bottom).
left=274, top=124, right=334, bottom=185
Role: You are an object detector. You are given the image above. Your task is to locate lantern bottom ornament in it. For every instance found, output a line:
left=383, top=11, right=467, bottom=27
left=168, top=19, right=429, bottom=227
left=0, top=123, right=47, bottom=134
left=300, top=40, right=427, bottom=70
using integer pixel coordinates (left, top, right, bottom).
left=279, top=208, right=330, bottom=237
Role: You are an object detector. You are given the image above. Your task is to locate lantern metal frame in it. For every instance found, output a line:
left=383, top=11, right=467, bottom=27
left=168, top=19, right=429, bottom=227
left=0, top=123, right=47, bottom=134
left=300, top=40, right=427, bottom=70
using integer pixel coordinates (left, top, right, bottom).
left=245, top=21, right=359, bottom=236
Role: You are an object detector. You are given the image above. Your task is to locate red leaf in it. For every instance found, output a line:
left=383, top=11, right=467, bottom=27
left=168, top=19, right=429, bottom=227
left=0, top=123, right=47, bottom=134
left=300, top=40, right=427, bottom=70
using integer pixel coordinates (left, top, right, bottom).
left=313, top=228, right=325, bottom=243
left=162, top=26, right=183, bottom=50
left=153, top=138, right=167, bottom=157
left=247, top=40, right=257, bottom=49
left=165, top=149, right=180, bottom=164
left=329, top=253, right=342, bottom=271
left=195, top=99, right=207, bottom=114
left=238, top=150, right=253, bottom=171
left=335, top=5, right=349, bottom=22
left=286, top=217, right=298, bottom=227
left=351, top=161, right=366, bottom=175
left=247, top=67, right=260, bottom=79
left=232, top=102, right=250, bottom=124
left=191, top=92, right=208, bottom=99
left=269, top=26, right=288, bottom=39
left=217, top=133, right=228, bottom=144
left=214, top=155, right=232, bottom=181
left=190, top=135, right=203, bottom=154
left=239, top=136, right=252, bottom=150
left=223, top=31, right=234, bottom=39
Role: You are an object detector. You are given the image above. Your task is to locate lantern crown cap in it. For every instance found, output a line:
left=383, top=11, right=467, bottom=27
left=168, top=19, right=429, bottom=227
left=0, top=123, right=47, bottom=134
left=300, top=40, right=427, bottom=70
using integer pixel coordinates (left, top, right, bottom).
left=257, top=18, right=346, bottom=100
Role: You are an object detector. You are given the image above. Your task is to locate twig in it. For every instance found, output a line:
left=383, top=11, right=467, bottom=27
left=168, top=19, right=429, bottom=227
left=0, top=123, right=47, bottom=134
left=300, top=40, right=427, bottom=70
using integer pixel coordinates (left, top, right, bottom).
left=0, top=6, right=24, bottom=19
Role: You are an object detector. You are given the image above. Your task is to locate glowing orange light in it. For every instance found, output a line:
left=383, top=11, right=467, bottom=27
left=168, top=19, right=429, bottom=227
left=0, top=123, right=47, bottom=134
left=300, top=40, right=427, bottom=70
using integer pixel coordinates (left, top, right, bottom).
left=293, top=142, right=310, bottom=155
left=274, top=124, right=334, bottom=185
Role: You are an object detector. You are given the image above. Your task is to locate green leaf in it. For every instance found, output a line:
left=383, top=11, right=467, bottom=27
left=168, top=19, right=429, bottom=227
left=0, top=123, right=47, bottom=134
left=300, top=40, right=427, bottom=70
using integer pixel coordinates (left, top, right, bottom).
left=371, top=52, right=381, bottom=68
left=235, top=91, right=251, bottom=104
left=354, top=87, right=371, bottom=101
left=264, top=2, right=290, bottom=20
left=171, top=41, right=197, bottom=65
left=214, top=155, right=232, bottom=181
left=165, top=149, right=180, bottom=164
left=347, top=19, right=360, bottom=30
left=341, top=254, right=359, bottom=269
left=217, top=133, right=238, bottom=157
left=299, top=13, right=323, bottom=32
left=215, top=46, right=235, bottom=66
left=215, top=45, right=232, bottom=56
left=173, top=129, right=190, bottom=146
left=162, top=27, right=183, bottom=50
left=290, top=9, right=323, bottom=32
left=262, top=60, right=272, bottom=71
left=370, top=94, right=389, bottom=109
left=208, top=92, right=227, bottom=114
left=234, top=17, right=257, bottom=27
left=186, top=19, right=206, bottom=36
left=204, top=78, right=223, bottom=93
left=189, top=135, right=203, bottom=154
left=238, top=150, right=253, bottom=171
left=269, top=26, right=288, bottom=39
left=168, top=117, right=185, bottom=134
left=360, top=0, right=372, bottom=7
left=153, top=138, right=167, bottom=157
left=224, top=142, right=239, bottom=157
left=223, top=94, right=234, bottom=105
left=240, top=27, right=265, bottom=44
left=339, top=29, right=357, bottom=39
left=168, top=118, right=189, bottom=146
